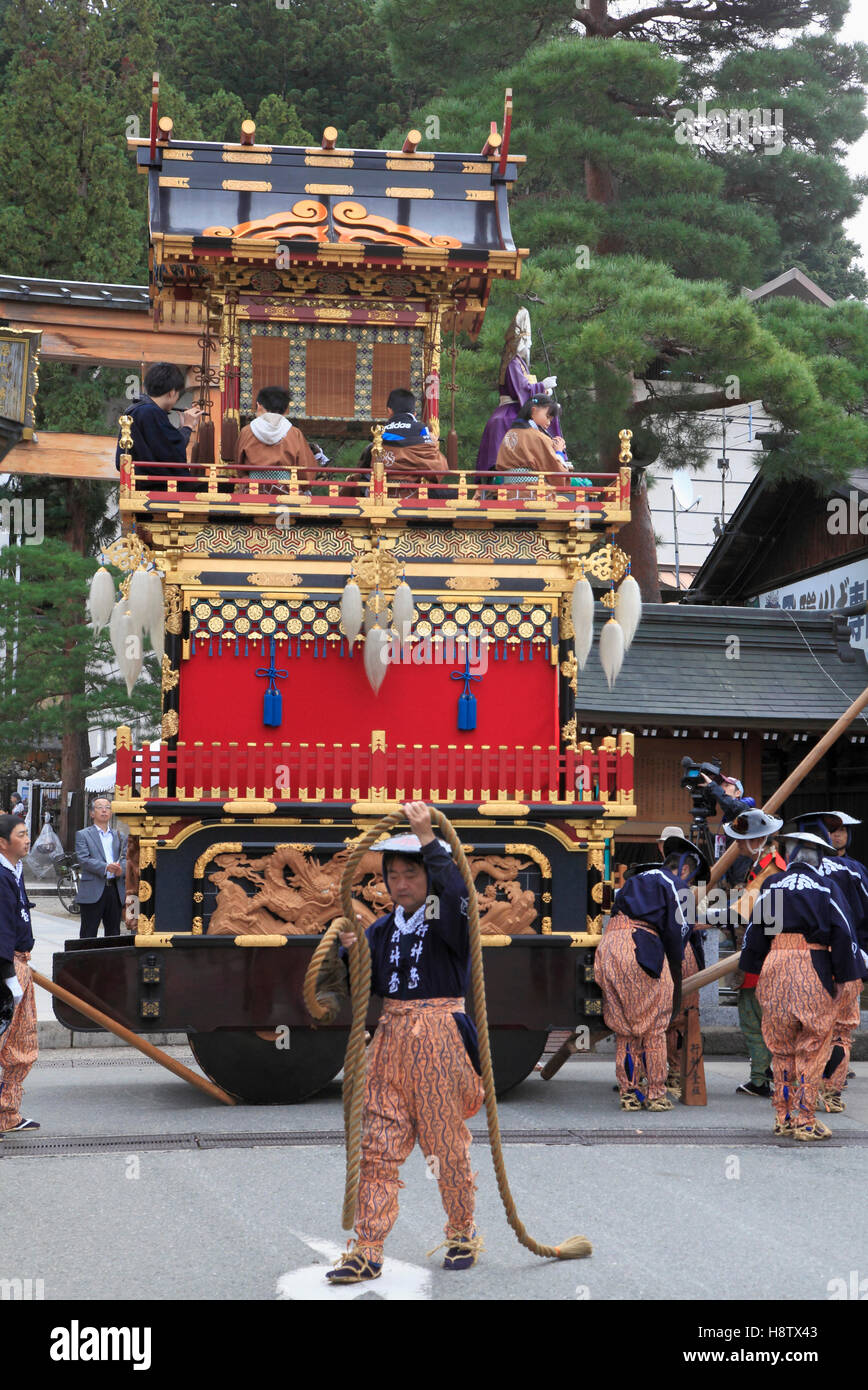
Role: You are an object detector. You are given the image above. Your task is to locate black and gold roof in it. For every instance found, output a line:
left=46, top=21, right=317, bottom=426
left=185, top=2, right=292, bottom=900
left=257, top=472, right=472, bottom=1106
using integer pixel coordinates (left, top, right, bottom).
left=130, top=136, right=527, bottom=279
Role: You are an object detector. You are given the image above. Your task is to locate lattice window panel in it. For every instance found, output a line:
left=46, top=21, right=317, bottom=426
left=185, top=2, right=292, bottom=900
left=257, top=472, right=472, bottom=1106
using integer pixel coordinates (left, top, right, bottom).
left=371, top=343, right=413, bottom=417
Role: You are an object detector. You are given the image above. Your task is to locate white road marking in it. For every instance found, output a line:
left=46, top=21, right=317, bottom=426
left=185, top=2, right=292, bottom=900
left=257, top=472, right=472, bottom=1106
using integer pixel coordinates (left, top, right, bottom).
left=277, top=1230, right=432, bottom=1300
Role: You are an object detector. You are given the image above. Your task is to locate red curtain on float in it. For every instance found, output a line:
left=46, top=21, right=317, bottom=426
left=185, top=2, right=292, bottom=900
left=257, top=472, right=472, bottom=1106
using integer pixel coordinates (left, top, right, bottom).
left=178, top=643, right=558, bottom=749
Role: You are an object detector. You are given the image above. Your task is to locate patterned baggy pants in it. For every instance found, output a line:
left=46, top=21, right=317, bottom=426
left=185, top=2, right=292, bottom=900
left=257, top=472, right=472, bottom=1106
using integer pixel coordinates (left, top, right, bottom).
left=594, top=914, right=674, bottom=1103
left=667, top=938, right=699, bottom=1071
left=756, top=937, right=837, bottom=1127
left=354, top=997, right=485, bottom=1261
left=0, top=953, right=38, bottom=1131
left=823, top=980, right=862, bottom=1091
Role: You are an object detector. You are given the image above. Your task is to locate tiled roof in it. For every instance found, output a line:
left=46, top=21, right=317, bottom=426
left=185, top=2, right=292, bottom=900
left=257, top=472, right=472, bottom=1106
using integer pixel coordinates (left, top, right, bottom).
left=576, top=604, right=867, bottom=730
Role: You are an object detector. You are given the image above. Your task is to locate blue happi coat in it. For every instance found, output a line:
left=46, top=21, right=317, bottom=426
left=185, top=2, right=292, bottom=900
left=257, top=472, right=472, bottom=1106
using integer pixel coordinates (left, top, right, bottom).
left=740, top=863, right=864, bottom=996
left=610, top=867, right=691, bottom=981
left=362, top=839, right=480, bottom=1073
left=0, top=863, right=35, bottom=981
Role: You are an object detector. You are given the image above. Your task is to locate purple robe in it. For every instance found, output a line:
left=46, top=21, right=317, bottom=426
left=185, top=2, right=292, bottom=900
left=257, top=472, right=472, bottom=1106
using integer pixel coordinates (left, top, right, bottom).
left=475, top=357, right=564, bottom=475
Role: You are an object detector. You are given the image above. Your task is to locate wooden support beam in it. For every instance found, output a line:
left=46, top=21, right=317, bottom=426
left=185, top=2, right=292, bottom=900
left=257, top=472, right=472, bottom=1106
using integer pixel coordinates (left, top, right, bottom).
left=0, top=302, right=203, bottom=367
left=4, top=433, right=118, bottom=480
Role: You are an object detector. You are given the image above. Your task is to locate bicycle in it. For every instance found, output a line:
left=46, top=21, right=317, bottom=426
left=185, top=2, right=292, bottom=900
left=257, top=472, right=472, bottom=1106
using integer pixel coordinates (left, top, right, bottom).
left=55, top=853, right=82, bottom=915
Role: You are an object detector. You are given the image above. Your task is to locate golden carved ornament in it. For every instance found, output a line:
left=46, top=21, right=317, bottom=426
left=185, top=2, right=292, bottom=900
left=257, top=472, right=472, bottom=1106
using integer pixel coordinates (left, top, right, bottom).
left=508, top=844, right=552, bottom=880
left=193, top=891, right=204, bottom=904
left=352, top=548, right=400, bottom=593
left=137, top=914, right=154, bottom=936
left=161, top=655, right=180, bottom=692
left=560, top=652, right=578, bottom=694
left=559, top=597, right=575, bottom=641
left=164, top=585, right=183, bottom=635
left=445, top=576, right=499, bottom=591
left=193, top=842, right=244, bottom=882
left=116, top=724, right=132, bottom=751
left=138, top=880, right=153, bottom=903
left=139, top=844, right=156, bottom=870
left=161, top=709, right=180, bottom=739
left=618, top=428, right=633, bottom=464
left=587, top=847, right=605, bottom=872
left=102, top=534, right=160, bottom=576
left=587, top=913, right=603, bottom=934
left=584, top=544, right=629, bottom=584
left=591, top=881, right=604, bottom=903
left=118, top=415, right=133, bottom=454
left=246, top=572, right=303, bottom=587
left=561, top=718, right=577, bottom=748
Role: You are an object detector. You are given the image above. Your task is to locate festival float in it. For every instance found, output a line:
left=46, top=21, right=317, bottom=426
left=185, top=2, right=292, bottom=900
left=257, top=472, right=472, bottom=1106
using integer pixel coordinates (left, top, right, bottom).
left=51, top=97, right=640, bottom=1102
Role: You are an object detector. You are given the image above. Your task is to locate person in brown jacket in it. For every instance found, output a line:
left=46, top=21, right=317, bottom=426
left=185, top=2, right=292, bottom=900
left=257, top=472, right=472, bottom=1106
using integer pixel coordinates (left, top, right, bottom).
left=235, top=386, right=318, bottom=494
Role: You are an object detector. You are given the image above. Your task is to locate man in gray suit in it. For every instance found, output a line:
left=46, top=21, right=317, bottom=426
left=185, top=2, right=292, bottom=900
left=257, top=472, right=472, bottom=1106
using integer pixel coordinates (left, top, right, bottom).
left=75, top=798, right=127, bottom=939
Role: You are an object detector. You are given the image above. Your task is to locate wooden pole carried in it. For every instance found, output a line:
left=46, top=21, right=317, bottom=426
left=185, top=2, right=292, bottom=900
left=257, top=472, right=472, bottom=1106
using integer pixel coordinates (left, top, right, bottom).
left=31, top=969, right=236, bottom=1106
left=542, top=679, right=868, bottom=1077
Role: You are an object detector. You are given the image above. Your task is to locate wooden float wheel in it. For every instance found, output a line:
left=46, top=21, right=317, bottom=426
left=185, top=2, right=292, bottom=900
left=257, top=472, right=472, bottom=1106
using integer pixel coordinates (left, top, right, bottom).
left=488, top=1028, right=550, bottom=1097
left=187, top=1027, right=346, bottom=1104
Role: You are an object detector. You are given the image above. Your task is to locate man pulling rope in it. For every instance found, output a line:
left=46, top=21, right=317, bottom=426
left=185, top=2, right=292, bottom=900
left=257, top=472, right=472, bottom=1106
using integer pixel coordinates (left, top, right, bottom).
left=324, top=801, right=485, bottom=1285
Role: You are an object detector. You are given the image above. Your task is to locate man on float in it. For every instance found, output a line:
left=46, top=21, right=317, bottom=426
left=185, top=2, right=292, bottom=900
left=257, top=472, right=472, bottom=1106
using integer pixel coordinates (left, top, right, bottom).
left=720, top=809, right=784, bottom=1099
left=594, top=833, right=708, bottom=1112
left=740, top=830, right=862, bottom=1140
left=325, top=801, right=484, bottom=1285
left=785, top=812, right=868, bottom=1114
left=475, top=308, right=564, bottom=476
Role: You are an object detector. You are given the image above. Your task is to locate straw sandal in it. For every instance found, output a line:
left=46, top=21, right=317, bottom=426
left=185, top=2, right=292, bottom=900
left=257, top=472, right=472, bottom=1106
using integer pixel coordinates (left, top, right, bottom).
left=792, top=1120, right=832, bottom=1142
left=325, top=1248, right=383, bottom=1284
left=619, top=1091, right=643, bottom=1111
left=819, top=1085, right=845, bottom=1114
left=645, top=1095, right=674, bottom=1112
left=773, top=1118, right=794, bottom=1137
left=429, top=1228, right=485, bottom=1271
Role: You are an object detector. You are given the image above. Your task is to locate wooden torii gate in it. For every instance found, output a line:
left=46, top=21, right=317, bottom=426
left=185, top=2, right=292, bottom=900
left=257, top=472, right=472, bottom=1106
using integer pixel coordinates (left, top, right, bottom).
left=0, top=274, right=208, bottom=479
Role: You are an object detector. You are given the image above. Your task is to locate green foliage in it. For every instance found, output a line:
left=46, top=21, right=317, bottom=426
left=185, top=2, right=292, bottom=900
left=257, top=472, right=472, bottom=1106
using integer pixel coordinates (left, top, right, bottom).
left=0, top=542, right=160, bottom=761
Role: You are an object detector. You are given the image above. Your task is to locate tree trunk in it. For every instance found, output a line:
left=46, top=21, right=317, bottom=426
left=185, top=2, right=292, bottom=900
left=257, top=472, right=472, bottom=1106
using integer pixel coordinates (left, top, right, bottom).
left=615, top=471, right=662, bottom=603
left=59, top=480, right=91, bottom=844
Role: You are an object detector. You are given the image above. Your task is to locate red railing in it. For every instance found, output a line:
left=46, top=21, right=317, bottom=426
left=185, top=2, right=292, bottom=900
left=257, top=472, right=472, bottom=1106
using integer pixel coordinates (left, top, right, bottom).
left=118, top=458, right=629, bottom=518
left=116, top=737, right=634, bottom=807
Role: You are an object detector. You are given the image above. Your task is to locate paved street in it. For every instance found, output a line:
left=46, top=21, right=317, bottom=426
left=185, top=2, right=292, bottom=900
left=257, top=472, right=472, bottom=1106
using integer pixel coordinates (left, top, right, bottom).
left=3, top=1042, right=866, bottom=1302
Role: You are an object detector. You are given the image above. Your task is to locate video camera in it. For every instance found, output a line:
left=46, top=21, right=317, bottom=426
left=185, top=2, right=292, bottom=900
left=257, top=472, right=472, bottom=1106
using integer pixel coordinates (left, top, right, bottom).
left=680, top=757, right=724, bottom=819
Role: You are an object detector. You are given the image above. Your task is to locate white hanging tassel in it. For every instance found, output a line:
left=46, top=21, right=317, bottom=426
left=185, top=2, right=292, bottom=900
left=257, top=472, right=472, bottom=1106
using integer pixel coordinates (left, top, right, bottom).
left=144, top=570, right=165, bottom=660
left=571, top=574, right=594, bottom=670
left=615, top=572, right=642, bottom=650
left=109, top=598, right=127, bottom=659
left=112, top=608, right=144, bottom=696
left=392, top=579, right=414, bottom=641
left=126, top=568, right=152, bottom=629
left=88, top=567, right=116, bottom=633
left=364, top=623, right=392, bottom=695
left=599, top=616, right=625, bottom=690
left=340, top=579, right=363, bottom=650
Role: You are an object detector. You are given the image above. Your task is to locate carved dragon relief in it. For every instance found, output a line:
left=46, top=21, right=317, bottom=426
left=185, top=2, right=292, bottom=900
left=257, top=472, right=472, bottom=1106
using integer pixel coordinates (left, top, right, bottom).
left=205, top=846, right=538, bottom=937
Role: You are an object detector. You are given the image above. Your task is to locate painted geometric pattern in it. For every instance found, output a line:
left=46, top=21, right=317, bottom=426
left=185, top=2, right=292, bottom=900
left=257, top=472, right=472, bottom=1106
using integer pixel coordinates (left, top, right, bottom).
left=186, top=524, right=358, bottom=559
left=239, top=321, right=424, bottom=419
left=390, top=528, right=558, bottom=562
left=188, top=595, right=552, bottom=653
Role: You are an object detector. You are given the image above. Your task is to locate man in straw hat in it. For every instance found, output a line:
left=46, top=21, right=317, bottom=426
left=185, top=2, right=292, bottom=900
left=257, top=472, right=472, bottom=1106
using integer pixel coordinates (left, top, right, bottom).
left=325, top=801, right=484, bottom=1285
left=657, top=826, right=711, bottom=1099
left=720, top=809, right=785, bottom=1099
left=785, top=812, right=868, bottom=1114
left=594, top=832, right=709, bottom=1112
left=740, top=829, right=863, bottom=1140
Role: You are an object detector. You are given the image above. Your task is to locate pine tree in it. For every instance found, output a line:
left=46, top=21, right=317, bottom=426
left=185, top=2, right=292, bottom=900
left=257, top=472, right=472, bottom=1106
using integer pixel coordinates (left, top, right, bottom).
left=380, top=2, right=868, bottom=595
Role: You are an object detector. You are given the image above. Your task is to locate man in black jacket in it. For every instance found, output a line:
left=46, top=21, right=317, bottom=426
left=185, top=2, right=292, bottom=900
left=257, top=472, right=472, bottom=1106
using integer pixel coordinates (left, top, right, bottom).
left=0, top=814, right=39, bottom=1133
left=115, top=362, right=201, bottom=482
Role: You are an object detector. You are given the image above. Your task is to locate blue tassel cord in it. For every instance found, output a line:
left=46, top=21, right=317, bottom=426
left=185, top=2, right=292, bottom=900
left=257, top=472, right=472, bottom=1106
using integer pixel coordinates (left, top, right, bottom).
left=255, top=636, right=289, bottom=728
left=450, top=641, right=483, bottom=732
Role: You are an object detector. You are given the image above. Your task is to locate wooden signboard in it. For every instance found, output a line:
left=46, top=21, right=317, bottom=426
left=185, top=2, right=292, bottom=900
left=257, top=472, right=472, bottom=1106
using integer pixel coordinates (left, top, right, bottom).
left=0, top=327, right=40, bottom=438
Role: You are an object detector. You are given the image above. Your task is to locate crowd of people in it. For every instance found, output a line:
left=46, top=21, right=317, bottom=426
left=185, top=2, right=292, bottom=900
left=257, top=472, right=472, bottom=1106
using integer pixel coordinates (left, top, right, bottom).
left=596, top=808, right=867, bottom=1140
left=114, top=315, right=587, bottom=505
